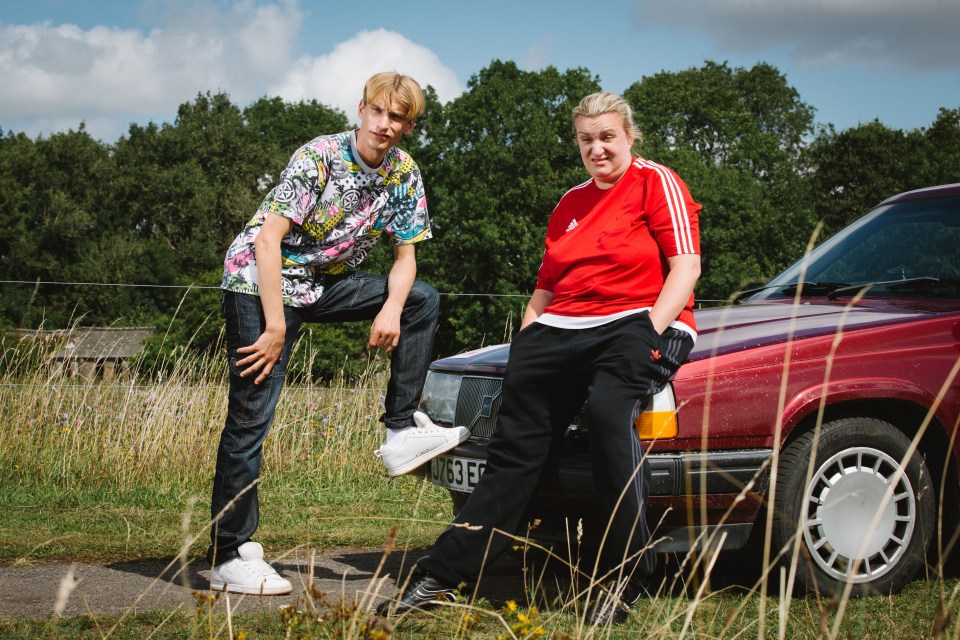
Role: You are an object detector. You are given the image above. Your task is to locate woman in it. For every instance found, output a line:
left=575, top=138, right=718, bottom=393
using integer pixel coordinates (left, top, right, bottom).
left=378, top=92, right=701, bottom=625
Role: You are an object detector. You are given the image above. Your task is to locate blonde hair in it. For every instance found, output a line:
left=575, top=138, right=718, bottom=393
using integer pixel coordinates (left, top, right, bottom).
left=363, top=72, right=426, bottom=120
left=572, top=92, right=644, bottom=151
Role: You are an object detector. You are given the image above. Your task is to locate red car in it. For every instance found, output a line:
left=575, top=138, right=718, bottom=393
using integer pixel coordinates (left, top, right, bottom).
left=419, top=183, right=960, bottom=595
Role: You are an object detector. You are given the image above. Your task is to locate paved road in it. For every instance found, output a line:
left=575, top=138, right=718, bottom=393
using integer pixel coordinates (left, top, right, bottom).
left=0, top=548, right=538, bottom=619
left=0, top=545, right=768, bottom=621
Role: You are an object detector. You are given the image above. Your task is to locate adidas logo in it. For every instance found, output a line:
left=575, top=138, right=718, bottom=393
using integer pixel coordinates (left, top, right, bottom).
left=566, top=218, right=579, bottom=233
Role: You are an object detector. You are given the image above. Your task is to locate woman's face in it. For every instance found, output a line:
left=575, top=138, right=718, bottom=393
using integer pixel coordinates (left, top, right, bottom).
left=574, top=112, right=634, bottom=189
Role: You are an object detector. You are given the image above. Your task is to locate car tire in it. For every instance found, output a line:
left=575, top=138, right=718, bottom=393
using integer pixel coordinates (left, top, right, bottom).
left=772, top=417, right=933, bottom=595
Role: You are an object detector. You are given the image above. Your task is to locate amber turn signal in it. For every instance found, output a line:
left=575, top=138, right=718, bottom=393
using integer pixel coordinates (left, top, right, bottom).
left=634, top=388, right=679, bottom=440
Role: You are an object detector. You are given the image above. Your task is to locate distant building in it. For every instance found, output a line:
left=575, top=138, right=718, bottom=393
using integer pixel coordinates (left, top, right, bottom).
left=22, top=327, right=154, bottom=379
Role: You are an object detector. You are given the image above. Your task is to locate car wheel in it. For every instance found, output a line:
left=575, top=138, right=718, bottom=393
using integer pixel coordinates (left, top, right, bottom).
left=772, top=417, right=933, bottom=595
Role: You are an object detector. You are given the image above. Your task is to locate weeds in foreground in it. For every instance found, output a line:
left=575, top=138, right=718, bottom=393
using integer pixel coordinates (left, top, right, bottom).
left=2, top=306, right=960, bottom=638
left=9, top=533, right=956, bottom=640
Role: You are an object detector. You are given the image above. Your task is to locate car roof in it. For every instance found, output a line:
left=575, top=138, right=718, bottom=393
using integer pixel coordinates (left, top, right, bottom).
left=880, top=183, right=960, bottom=204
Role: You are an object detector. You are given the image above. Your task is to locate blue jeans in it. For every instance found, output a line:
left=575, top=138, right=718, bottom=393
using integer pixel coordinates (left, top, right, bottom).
left=208, top=272, right=439, bottom=565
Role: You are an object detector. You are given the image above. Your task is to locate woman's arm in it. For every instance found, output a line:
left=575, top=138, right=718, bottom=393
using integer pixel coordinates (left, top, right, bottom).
left=521, top=288, right=555, bottom=330
left=648, top=254, right=701, bottom=334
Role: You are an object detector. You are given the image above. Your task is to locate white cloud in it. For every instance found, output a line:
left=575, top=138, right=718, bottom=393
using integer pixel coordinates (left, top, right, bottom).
left=0, top=1, right=461, bottom=141
left=632, top=0, right=960, bottom=70
left=268, top=29, right=463, bottom=125
left=519, top=37, right=555, bottom=72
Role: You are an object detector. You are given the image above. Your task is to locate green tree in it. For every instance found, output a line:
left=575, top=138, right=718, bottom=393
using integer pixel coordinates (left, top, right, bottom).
left=110, top=92, right=270, bottom=277
left=0, top=126, right=137, bottom=327
left=801, top=106, right=959, bottom=246
left=624, top=61, right=817, bottom=299
left=243, top=96, right=349, bottom=155
left=418, top=61, right=602, bottom=352
left=922, top=108, right=960, bottom=187
left=806, top=121, right=930, bottom=235
left=0, top=130, right=43, bottom=328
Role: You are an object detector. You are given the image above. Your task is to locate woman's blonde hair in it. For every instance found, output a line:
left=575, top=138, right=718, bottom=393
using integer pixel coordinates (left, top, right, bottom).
left=363, top=72, right=426, bottom=120
left=571, top=92, right=644, bottom=152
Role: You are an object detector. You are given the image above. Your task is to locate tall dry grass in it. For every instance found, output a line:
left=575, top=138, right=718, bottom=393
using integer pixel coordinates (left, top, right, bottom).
left=2, top=285, right=960, bottom=639
left=0, top=333, right=392, bottom=493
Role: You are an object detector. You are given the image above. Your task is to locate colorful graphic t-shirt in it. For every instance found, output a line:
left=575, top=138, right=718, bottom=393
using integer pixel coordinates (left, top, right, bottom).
left=221, top=130, right=431, bottom=307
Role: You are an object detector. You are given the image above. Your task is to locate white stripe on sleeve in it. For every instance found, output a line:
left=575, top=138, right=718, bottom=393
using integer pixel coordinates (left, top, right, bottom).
left=634, top=159, right=695, bottom=254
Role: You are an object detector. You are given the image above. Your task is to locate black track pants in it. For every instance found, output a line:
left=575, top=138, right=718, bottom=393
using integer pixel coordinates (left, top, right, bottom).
left=418, top=311, right=693, bottom=586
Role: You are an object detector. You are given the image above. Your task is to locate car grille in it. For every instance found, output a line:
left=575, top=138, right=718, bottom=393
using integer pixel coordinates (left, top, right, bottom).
left=455, top=376, right=503, bottom=439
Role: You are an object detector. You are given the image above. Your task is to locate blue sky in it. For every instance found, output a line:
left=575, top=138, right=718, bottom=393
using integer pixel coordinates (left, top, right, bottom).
left=1, top=0, right=958, bottom=143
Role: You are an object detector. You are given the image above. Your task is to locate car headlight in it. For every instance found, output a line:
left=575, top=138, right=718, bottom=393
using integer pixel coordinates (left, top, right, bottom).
left=420, top=371, right=463, bottom=425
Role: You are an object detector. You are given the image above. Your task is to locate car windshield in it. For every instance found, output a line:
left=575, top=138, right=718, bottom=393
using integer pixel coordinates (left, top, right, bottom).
left=745, top=195, right=960, bottom=302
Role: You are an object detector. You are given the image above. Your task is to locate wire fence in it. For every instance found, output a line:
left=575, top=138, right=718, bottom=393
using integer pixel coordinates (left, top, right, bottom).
left=1, top=278, right=728, bottom=390
left=0, top=279, right=729, bottom=306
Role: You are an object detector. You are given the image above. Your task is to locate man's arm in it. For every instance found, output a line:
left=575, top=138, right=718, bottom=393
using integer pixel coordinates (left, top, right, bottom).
left=648, top=253, right=701, bottom=334
left=368, top=243, right=418, bottom=353
left=237, top=213, right=294, bottom=384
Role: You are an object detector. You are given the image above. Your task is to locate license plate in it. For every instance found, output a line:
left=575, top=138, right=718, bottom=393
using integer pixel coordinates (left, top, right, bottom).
left=430, top=454, right=487, bottom=493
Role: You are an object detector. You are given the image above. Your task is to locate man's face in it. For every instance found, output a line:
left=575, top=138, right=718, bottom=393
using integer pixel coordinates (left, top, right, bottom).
left=574, top=112, right=634, bottom=188
left=355, top=98, right=415, bottom=166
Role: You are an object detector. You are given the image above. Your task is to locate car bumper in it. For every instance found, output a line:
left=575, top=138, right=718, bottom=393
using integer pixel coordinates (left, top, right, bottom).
left=430, top=443, right=772, bottom=553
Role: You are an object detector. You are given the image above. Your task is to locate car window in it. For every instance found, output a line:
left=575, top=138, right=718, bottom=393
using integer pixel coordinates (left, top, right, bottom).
left=815, top=211, right=960, bottom=283
left=756, top=195, right=960, bottom=300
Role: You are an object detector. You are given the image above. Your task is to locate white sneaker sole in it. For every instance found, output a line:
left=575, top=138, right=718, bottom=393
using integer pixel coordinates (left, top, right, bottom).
left=210, top=580, right=292, bottom=595
left=384, top=428, right=471, bottom=477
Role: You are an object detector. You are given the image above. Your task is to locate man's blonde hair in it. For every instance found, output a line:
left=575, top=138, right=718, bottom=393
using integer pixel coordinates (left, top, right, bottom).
left=363, top=72, right=426, bottom=120
left=571, top=92, right=644, bottom=151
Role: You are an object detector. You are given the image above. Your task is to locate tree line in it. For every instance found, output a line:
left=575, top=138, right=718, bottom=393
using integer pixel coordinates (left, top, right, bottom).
left=1, top=60, right=957, bottom=379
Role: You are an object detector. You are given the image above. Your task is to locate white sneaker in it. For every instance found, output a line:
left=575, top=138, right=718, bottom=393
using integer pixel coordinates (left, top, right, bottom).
left=375, top=411, right=470, bottom=477
left=210, top=541, right=292, bottom=595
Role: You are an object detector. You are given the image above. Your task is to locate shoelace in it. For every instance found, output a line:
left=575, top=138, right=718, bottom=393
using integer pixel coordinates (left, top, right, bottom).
left=407, top=423, right=447, bottom=435
left=238, top=556, right=279, bottom=578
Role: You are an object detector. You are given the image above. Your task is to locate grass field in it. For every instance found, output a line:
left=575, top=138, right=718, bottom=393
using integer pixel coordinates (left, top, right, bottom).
left=1, top=336, right=959, bottom=639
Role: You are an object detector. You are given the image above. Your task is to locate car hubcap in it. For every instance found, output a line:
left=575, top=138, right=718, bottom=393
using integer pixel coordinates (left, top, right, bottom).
left=802, top=446, right=915, bottom=583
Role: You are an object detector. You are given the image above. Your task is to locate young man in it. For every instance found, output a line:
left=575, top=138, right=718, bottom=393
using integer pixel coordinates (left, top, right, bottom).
left=209, top=72, right=468, bottom=595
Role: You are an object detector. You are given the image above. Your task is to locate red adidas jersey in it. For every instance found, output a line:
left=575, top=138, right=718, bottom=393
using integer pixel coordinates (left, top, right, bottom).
left=535, top=159, right=701, bottom=331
